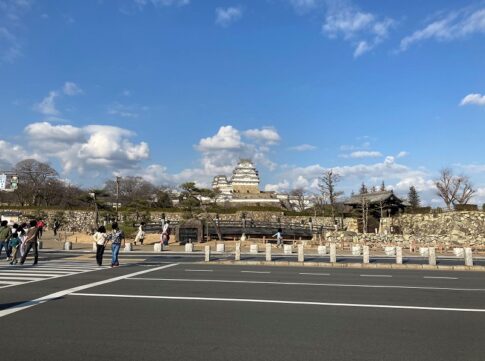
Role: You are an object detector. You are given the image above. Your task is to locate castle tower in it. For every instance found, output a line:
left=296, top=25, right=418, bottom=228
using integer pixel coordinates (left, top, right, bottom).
left=212, top=175, right=232, bottom=195
left=231, top=159, right=260, bottom=194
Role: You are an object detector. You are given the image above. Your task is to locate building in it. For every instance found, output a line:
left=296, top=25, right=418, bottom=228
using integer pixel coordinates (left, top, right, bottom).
left=344, top=190, right=406, bottom=216
left=212, top=159, right=282, bottom=207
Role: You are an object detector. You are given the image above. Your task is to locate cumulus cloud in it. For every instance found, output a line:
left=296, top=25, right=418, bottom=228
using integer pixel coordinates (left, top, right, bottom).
left=197, top=125, right=242, bottom=151
left=215, top=6, right=243, bottom=27
left=400, top=7, right=485, bottom=52
left=63, top=81, right=83, bottom=96
left=289, top=144, right=317, bottom=152
left=460, top=93, right=485, bottom=106
left=322, top=2, right=395, bottom=57
left=0, top=139, right=34, bottom=167
left=243, top=127, right=281, bottom=144
left=34, top=91, right=60, bottom=116
left=23, top=122, right=149, bottom=175
left=347, top=150, right=383, bottom=158
left=265, top=180, right=290, bottom=192
left=397, top=151, right=409, bottom=158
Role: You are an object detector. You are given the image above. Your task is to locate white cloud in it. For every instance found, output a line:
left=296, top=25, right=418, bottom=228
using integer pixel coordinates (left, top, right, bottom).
left=243, top=127, right=281, bottom=144
left=34, top=91, right=60, bottom=116
left=23, top=122, right=149, bottom=175
left=289, top=144, right=317, bottom=152
left=197, top=125, right=242, bottom=151
left=0, top=0, right=31, bottom=62
left=265, top=180, right=290, bottom=192
left=215, top=6, right=243, bottom=27
left=107, top=102, right=140, bottom=118
left=400, top=7, right=485, bottom=52
left=397, top=151, right=409, bottom=158
left=288, top=0, right=319, bottom=13
left=348, top=150, right=382, bottom=159
left=0, top=139, right=33, bottom=166
left=63, top=82, right=83, bottom=96
left=460, top=93, right=485, bottom=106
left=322, top=2, right=395, bottom=57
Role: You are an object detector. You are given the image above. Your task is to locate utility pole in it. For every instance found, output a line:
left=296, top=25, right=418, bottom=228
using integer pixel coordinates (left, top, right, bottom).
left=116, top=176, right=121, bottom=221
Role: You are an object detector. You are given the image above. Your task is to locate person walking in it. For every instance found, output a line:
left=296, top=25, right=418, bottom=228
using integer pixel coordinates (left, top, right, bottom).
left=109, top=222, right=124, bottom=267
left=93, top=225, right=108, bottom=266
left=0, top=221, right=12, bottom=260
left=134, top=222, right=145, bottom=246
left=8, top=232, right=21, bottom=265
left=53, top=219, right=60, bottom=236
left=36, top=219, right=45, bottom=239
left=161, top=220, right=170, bottom=246
left=19, top=220, right=39, bottom=265
left=273, top=228, right=283, bottom=248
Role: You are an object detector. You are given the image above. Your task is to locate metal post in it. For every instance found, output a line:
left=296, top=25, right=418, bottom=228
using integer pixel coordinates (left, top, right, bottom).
left=115, top=176, right=121, bottom=221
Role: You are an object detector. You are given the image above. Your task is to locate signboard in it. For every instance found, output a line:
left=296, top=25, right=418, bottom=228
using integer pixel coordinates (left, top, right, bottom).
left=0, top=174, right=6, bottom=190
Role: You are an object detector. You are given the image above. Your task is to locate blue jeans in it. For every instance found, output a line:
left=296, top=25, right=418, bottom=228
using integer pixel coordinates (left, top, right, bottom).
left=111, top=243, right=121, bottom=266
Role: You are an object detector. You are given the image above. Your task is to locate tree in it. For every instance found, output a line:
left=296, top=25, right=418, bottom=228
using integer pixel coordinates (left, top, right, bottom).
left=104, top=176, right=157, bottom=206
left=435, top=168, right=476, bottom=210
left=14, top=159, right=58, bottom=206
left=408, top=186, right=421, bottom=208
left=359, top=182, right=368, bottom=195
left=154, top=189, right=173, bottom=208
left=380, top=181, right=386, bottom=191
left=318, top=170, right=343, bottom=224
left=370, top=185, right=377, bottom=193
left=290, top=188, right=307, bottom=212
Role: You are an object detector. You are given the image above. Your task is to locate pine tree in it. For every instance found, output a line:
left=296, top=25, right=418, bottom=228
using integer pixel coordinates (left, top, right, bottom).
left=408, top=186, right=421, bottom=208
left=370, top=185, right=377, bottom=193
left=380, top=181, right=386, bottom=191
left=359, top=183, right=368, bottom=194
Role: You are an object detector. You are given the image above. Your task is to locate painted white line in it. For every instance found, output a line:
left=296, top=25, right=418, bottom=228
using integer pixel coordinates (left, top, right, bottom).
left=299, top=273, right=330, bottom=276
left=0, top=263, right=179, bottom=318
left=185, top=269, right=213, bottom=272
left=0, top=280, right=22, bottom=285
left=126, top=278, right=485, bottom=292
left=360, top=274, right=392, bottom=278
left=423, top=276, right=458, bottom=280
left=241, top=271, right=271, bottom=274
left=0, top=276, right=47, bottom=281
left=0, top=272, right=67, bottom=277
left=0, top=269, right=76, bottom=274
left=71, top=293, right=485, bottom=313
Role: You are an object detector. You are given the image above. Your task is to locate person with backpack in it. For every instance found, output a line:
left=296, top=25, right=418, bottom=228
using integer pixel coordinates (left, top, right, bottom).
left=93, top=225, right=108, bottom=266
left=8, top=232, right=21, bottom=265
left=19, top=220, right=39, bottom=265
left=0, top=220, right=12, bottom=260
left=109, top=222, right=124, bottom=267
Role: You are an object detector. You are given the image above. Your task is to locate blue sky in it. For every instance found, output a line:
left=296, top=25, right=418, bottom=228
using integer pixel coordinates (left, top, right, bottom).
left=1, top=0, right=485, bottom=205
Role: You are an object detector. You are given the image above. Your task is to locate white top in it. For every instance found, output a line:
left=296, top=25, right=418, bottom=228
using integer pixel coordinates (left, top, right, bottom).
left=93, top=231, right=108, bottom=245
left=162, top=223, right=169, bottom=234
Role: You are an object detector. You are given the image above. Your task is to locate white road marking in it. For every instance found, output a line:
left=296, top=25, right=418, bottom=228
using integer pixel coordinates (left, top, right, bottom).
left=423, top=276, right=458, bottom=280
left=360, top=274, right=392, bottom=278
left=126, top=278, right=485, bottom=292
left=71, top=293, right=485, bottom=313
left=299, top=273, right=330, bottom=276
left=0, top=263, right=179, bottom=318
left=0, top=276, right=48, bottom=281
left=185, top=269, right=213, bottom=272
left=241, top=271, right=271, bottom=274
left=0, top=272, right=70, bottom=277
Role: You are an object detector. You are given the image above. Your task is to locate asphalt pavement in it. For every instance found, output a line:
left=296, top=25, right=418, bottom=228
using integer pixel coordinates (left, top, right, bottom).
left=1, top=257, right=485, bottom=361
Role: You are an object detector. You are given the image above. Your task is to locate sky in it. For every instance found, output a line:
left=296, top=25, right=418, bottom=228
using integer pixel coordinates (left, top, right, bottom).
left=0, top=0, right=485, bottom=205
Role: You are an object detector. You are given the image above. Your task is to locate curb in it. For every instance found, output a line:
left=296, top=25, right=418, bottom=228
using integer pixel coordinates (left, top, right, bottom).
left=203, top=260, right=485, bottom=272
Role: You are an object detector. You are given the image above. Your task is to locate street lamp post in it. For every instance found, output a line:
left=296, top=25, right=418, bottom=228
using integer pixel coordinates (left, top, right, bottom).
left=116, top=176, right=121, bottom=221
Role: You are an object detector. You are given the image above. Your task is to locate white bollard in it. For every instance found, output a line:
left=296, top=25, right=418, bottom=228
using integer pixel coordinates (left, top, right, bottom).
left=396, top=246, right=403, bottom=265
left=428, top=247, right=436, bottom=266
left=266, top=243, right=272, bottom=261
left=250, top=244, right=258, bottom=254
left=363, top=245, right=370, bottom=264
left=124, top=243, right=132, bottom=252
left=92, top=242, right=97, bottom=252
left=384, top=246, right=396, bottom=256
left=283, top=244, right=292, bottom=255
left=317, top=245, right=326, bottom=255
left=453, top=248, right=464, bottom=257
left=37, top=240, right=43, bottom=249
left=184, top=243, right=193, bottom=252
left=64, top=241, right=72, bottom=251
left=330, top=243, right=337, bottom=263
left=235, top=242, right=241, bottom=261
left=419, top=247, right=429, bottom=257
left=205, top=245, right=211, bottom=262
left=352, top=244, right=362, bottom=256
left=154, top=243, right=162, bottom=252
left=216, top=243, right=225, bottom=253
left=298, top=244, right=304, bottom=262
left=465, top=247, right=473, bottom=267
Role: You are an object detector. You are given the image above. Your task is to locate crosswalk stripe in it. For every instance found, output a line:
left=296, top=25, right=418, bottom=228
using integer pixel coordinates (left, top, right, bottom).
left=0, top=260, right=110, bottom=289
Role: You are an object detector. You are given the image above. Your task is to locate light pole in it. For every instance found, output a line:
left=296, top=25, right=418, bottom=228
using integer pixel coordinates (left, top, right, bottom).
left=116, top=176, right=121, bottom=221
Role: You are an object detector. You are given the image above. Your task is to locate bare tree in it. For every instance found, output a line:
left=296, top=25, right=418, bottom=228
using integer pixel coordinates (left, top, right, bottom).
left=319, top=170, right=343, bottom=223
left=290, top=188, right=307, bottom=212
left=14, top=159, right=58, bottom=206
left=435, top=168, right=476, bottom=209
